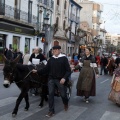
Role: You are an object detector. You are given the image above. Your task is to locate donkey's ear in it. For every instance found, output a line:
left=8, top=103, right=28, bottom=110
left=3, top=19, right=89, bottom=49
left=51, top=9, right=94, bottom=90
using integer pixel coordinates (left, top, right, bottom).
left=2, top=54, right=8, bottom=63
left=13, top=55, right=20, bottom=63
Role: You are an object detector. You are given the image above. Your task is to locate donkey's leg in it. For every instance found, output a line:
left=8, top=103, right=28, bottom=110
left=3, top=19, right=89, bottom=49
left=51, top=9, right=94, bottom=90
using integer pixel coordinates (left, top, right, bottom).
left=24, top=92, right=30, bottom=111
left=39, top=86, right=48, bottom=107
left=12, top=92, right=24, bottom=117
left=39, top=86, right=44, bottom=107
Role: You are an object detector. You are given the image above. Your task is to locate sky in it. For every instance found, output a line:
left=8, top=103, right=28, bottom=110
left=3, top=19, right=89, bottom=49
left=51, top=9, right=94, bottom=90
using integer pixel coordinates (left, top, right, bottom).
left=91, top=0, right=120, bottom=34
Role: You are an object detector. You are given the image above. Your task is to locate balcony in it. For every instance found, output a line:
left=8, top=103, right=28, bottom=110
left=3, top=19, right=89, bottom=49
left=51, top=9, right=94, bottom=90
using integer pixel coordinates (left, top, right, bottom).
left=99, top=19, right=103, bottom=24
left=70, top=13, right=75, bottom=22
left=76, top=17, right=80, bottom=23
left=0, top=3, right=37, bottom=26
left=38, top=0, right=54, bottom=11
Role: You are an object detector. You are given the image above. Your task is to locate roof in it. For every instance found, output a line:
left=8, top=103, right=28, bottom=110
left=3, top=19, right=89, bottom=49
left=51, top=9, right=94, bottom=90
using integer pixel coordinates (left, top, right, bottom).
left=70, top=0, right=82, bottom=9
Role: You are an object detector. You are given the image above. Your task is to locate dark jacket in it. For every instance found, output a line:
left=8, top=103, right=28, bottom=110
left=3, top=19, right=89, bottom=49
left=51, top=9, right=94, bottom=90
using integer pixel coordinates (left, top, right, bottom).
left=100, top=57, right=108, bottom=66
left=17, top=52, right=23, bottom=64
left=6, top=50, right=14, bottom=60
left=37, top=54, right=71, bottom=81
left=115, top=57, right=120, bottom=66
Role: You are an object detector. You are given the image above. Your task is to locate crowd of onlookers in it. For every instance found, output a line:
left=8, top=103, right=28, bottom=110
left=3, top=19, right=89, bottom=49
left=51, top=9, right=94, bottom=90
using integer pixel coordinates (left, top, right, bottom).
left=3, top=47, right=120, bottom=76
left=4, top=48, right=23, bottom=64
left=66, top=52, right=120, bottom=76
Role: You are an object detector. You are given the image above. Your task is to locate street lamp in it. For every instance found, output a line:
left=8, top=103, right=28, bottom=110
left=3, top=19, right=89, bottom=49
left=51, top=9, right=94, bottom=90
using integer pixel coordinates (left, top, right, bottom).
left=43, top=16, right=50, bottom=56
left=44, top=16, right=49, bottom=25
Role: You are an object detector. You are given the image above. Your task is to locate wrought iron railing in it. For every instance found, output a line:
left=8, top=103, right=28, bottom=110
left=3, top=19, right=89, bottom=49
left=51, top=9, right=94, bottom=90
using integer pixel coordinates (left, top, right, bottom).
left=69, top=13, right=80, bottom=23
left=0, top=3, right=37, bottom=25
left=38, top=0, right=54, bottom=9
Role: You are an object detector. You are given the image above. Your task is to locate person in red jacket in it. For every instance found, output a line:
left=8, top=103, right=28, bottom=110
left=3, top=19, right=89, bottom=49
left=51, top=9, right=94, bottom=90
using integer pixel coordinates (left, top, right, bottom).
left=96, top=54, right=100, bottom=66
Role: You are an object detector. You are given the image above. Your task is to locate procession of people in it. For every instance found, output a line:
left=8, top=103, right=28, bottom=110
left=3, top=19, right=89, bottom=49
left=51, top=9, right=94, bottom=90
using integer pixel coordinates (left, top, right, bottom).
left=2, top=45, right=120, bottom=118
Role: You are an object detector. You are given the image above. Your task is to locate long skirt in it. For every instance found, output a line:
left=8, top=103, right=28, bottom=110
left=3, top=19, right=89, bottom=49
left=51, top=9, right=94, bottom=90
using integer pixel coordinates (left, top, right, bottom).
left=108, top=89, right=120, bottom=105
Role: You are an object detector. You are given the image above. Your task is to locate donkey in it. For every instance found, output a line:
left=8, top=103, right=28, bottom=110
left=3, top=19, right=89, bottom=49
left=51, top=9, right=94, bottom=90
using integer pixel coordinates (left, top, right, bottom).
left=2, top=55, right=48, bottom=117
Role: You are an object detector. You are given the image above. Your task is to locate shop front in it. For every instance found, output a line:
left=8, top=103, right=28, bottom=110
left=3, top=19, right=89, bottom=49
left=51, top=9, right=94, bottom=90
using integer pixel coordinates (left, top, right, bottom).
left=0, top=20, right=35, bottom=63
left=0, top=34, right=6, bottom=63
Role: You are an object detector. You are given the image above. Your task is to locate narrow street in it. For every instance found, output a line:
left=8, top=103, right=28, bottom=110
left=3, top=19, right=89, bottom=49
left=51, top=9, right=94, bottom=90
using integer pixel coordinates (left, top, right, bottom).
left=0, top=69, right=120, bottom=120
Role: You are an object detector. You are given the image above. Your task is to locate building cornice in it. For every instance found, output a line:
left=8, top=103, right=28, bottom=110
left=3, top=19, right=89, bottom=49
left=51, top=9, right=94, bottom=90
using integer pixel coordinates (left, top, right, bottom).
left=70, top=0, right=82, bottom=9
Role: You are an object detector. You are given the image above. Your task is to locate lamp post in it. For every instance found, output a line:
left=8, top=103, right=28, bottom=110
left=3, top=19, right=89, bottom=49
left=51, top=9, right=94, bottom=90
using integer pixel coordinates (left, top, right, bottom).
left=43, top=16, right=50, bottom=56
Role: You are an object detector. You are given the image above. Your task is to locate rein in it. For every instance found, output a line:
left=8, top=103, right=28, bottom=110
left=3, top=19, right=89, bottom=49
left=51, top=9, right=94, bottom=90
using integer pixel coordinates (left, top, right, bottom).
left=14, top=70, right=33, bottom=84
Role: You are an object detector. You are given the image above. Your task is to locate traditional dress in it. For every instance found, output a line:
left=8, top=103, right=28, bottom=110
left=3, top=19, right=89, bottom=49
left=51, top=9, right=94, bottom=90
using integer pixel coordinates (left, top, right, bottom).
left=108, top=67, right=120, bottom=105
left=75, top=55, right=99, bottom=98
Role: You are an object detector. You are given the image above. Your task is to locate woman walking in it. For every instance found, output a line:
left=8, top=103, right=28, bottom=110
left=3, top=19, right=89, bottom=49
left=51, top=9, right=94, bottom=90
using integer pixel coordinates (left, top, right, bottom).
left=108, top=62, right=120, bottom=106
left=73, top=48, right=99, bottom=103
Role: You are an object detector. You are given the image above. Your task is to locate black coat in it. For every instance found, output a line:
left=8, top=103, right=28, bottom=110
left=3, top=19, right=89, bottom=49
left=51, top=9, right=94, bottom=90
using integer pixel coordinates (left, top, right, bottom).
left=37, top=55, right=71, bottom=81
left=100, top=57, right=108, bottom=66
left=6, top=50, right=14, bottom=60
left=115, top=57, right=120, bottom=66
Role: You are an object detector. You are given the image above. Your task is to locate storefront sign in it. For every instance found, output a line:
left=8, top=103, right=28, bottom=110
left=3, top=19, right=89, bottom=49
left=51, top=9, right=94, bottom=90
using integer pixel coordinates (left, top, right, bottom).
left=15, top=28, right=22, bottom=33
left=0, top=21, right=35, bottom=36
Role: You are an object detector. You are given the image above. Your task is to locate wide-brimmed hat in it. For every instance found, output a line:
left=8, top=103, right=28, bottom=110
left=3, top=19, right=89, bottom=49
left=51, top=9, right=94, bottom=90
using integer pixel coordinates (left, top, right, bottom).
left=52, top=45, right=61, bottom=50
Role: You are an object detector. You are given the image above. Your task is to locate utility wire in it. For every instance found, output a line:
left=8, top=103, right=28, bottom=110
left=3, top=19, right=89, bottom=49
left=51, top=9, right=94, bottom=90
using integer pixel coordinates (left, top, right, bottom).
left=102, top=3, right=120, bottom=6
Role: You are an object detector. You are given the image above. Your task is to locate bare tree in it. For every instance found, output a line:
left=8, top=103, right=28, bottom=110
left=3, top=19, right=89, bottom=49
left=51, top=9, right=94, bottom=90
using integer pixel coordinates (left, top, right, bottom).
left=65, top=27, right=87, bottom=52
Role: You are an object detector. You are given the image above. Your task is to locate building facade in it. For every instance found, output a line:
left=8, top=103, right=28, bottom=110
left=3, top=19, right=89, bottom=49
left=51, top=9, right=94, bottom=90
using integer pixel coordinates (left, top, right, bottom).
left=78, top=0, right=103, bottom=38
left=99, top=28, right=107, bottom=45
left=0, top=0, right=54, bottom=60
left=52, top=0, right=69, bottom=54
left=36, top=0, right=54, bottom=56
left=67, top=0, right=82, bottom=55
left=0, top=0, right=38, bottom=56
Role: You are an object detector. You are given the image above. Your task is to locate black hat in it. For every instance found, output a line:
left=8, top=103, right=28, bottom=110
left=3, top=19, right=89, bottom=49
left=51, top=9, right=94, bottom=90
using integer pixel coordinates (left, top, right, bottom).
left=52, top=45, right=61, bottom=50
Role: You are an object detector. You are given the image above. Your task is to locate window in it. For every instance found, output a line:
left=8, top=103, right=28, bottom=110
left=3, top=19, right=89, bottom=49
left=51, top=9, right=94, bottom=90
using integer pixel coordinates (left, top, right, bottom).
left=0, top=0, right=5, bottom=15
left=56, top=17, right=59, bottom=30
left=28, top=0, right=32, bottom=23
left=64, top=1, right=66, bottom=9
left=15, top=0, right=17, bottom=6
left=57, top=0, right=59, bottom=5
left=13, top=36, right=20, bottom=51
left=14, top=0, right=21, bottom=19
left=36, top=38, right=39, bottom=46
left=63, top=20, right=66, bottom=30
left=44, top=0, right=47, bottom=5
left=25, top=38, right=30, bottom=53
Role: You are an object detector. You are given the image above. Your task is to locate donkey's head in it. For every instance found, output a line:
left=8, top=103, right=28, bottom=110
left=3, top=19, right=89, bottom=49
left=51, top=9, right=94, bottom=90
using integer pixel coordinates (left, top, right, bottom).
left=2, top=55, right=20, bottom=88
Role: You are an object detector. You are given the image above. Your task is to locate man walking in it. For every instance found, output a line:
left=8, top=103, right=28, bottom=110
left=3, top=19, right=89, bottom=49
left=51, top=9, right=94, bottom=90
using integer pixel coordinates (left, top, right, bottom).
left=100, top=54, right=108, bottom=75
left=32, top=45, right=71, bottom=117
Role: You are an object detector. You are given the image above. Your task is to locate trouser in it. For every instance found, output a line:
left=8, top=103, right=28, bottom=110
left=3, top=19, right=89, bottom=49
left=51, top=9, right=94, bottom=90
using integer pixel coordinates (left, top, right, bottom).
left=100, top=66, right=108, bottom=75
left=48, top=79, right=68, bottom=112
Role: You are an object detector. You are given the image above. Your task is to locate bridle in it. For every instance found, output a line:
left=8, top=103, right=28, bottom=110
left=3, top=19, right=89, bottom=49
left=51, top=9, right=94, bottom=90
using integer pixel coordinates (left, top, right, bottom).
left=3, top=63, right=16, bottom=84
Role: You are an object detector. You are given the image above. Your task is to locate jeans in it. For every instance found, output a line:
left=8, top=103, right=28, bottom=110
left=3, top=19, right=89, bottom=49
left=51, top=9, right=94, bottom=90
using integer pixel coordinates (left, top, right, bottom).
left=100, top=66, right=108, bottom=75
left=48, top=79, right=68, bottom=112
